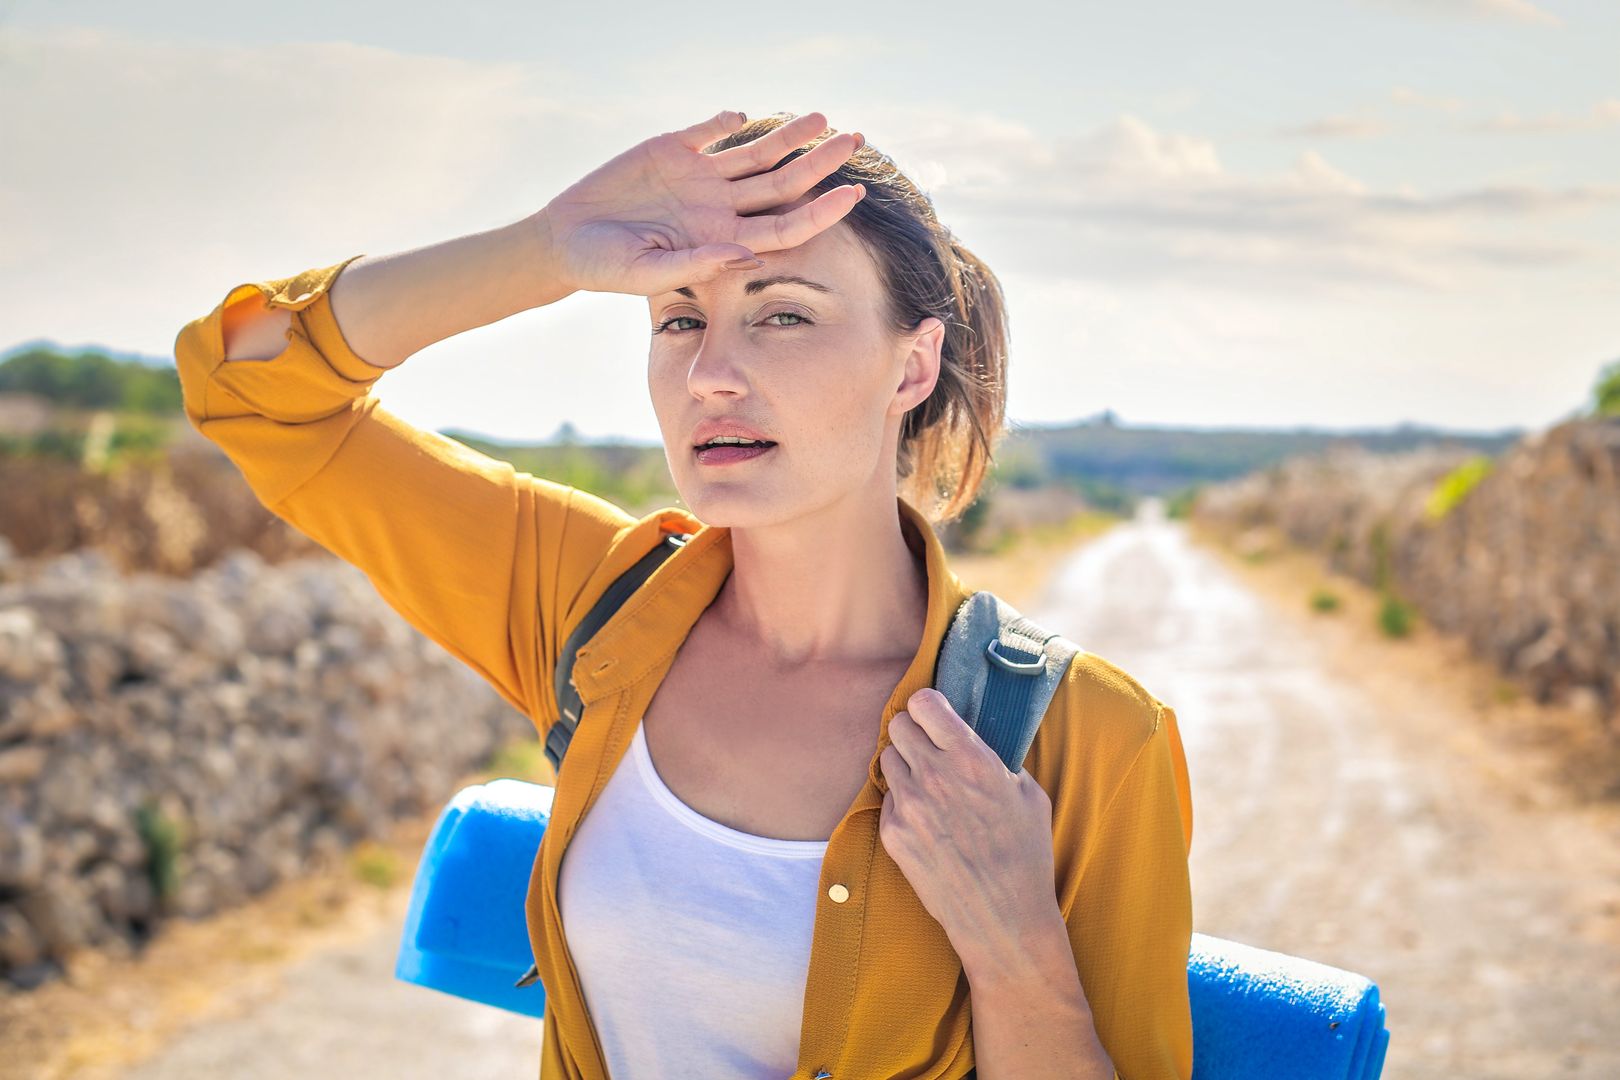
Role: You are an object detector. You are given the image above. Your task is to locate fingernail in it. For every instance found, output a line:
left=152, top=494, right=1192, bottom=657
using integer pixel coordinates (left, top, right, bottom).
left=852, top=131, right=864, bottom=149
left=724, top=257, right=765, bottom=270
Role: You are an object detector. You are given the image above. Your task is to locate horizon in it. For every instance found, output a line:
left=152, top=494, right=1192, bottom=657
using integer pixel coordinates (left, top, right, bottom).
left=0, top=335, right=1544, bottom=445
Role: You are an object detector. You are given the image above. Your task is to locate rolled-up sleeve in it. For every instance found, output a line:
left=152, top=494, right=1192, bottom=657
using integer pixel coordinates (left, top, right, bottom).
left=1064, top=702, right=1195, bottom=1080
left=172, top=257, right=636, bottom=727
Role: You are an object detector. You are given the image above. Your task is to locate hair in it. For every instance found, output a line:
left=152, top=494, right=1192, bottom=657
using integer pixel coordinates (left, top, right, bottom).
left=701, top=112, right=1010, bottom=526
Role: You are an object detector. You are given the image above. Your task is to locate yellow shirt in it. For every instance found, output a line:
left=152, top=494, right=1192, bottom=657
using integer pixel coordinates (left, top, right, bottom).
left=174, top=256, right=1196, bottom=1080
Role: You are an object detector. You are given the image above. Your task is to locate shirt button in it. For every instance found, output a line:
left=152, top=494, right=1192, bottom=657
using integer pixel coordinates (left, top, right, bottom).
left=827, top=883, right=849, bottom=903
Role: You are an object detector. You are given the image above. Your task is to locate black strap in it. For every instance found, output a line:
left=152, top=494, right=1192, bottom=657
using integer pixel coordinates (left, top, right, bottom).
left=543, top=530, right=690, bottom=773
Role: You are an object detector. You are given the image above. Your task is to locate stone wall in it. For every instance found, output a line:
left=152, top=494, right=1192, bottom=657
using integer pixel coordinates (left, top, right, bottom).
left=0, top=540, right=533, bottom=990
left=1191, top=416, right=1620, bottom=727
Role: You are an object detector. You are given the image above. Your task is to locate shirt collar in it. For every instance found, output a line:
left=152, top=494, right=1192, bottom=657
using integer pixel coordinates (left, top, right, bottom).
left=571, top=492, right=973, bottom=808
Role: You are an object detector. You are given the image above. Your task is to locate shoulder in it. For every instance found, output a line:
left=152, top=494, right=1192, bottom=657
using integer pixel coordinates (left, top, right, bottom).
left=1022, top=648, right=1166, bottom=806
left=1063, top=649, right=1166, bottom=742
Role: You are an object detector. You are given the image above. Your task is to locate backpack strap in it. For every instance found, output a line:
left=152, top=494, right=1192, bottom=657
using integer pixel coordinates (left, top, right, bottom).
left=543, top=530, right=692, bottom=773
left=932, top=592, right=1078, bottom=1080
left=934, top=591, right=1080, bottom=774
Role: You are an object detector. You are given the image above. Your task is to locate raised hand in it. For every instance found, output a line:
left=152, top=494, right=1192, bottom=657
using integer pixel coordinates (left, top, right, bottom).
left=538, top=110, right=866, bottom=299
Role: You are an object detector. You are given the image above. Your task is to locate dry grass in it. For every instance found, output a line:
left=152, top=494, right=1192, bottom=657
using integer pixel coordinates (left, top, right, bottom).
left=1189, top=516, right=1620, bottom=813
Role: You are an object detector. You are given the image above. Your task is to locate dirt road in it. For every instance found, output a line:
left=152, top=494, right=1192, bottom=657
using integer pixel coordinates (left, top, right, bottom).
left=1022, top=500, right=1620, bottom=1079
left=93, top=501, right=1620, bottom=1077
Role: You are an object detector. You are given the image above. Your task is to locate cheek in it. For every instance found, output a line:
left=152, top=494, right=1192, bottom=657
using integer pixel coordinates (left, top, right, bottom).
left=797, top=356, right=897, bottom=457
left=647, top=361, right=686, bottom=432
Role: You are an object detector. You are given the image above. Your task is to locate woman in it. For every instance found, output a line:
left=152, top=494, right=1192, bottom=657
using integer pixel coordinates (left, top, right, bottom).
left=174, top=109, right=1194, bottom=1080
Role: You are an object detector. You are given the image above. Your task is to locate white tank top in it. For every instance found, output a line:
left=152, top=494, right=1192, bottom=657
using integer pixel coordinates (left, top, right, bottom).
left=557, top=715, right=828, bottom=1078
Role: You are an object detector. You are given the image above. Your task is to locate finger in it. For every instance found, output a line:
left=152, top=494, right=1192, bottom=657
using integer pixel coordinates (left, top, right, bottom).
left=672, top=109, right=750, bottom=152
left=885, top=710, right=932, bottom=766
left=730, top=131, right=864, bottom=215
left=734, top=183, right=866, bottom=254
left=638, top=243, right=762, bottom=293
left=879, top=741, right=910, bottom=786
left=706, top=111, right=829, bottom=179
left=905, top=688, right=974, bottom=752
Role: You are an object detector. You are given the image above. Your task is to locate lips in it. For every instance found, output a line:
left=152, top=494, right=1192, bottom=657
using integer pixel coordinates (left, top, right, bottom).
left=691, top=419, right=776, bottom=447
left=692, top=438, right=777, bottom=451
left=694, top=441, right=777, bottom=465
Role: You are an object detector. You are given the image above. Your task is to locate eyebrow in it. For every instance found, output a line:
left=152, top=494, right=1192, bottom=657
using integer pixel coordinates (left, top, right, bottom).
left=671, top=274, right=837, bottom=300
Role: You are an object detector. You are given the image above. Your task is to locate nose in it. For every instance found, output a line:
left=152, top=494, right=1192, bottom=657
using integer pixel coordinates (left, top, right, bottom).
left=685, top=339, right=751, bottom=402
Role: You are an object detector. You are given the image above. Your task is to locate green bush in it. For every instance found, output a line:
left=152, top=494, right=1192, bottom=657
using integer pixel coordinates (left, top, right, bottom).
left=349, top=841, right=402, bottom=889
left=1593, top=357, right=1620, bottom=417
left=1164, top=484, right=1201, bottom=520
left=0, top=348, right=181, bottom=413
left=1425, top=455, right=1494, bottom=521
left=1368, top=519, right=1393, bottom=592
left=1377, top=592, right=1416, bottom=638
left=135, top=800, right=185, bottom=903
left=1309, top=586, right=1341, bottom=613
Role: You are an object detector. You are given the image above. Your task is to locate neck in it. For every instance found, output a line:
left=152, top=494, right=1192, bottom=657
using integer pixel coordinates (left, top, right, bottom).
left=714, top=489, right=930, bottom=669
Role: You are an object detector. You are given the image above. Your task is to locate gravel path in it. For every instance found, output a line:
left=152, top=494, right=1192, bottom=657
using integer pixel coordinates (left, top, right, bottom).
left=118, top=501, right=1620, bottom=1079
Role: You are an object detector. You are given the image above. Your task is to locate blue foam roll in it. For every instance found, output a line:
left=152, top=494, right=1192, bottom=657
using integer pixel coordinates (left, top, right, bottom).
left=395, top=779, right=553, bottom=1018
left=397, top=781, right=1390, bottom=1080
left=1189, top=932, right=1390, bottom=1080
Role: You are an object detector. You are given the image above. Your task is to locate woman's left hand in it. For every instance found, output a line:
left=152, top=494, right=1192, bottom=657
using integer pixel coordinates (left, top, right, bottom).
left=878, top=687, right=1059, bottom=958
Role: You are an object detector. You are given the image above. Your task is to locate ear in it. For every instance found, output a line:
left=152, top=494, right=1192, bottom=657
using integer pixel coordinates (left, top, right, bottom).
left=892, top=316, right=944, bottom=414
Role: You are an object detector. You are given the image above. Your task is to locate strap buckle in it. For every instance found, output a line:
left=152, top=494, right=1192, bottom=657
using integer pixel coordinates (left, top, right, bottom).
left=985, top=637, right=1045, bottom=675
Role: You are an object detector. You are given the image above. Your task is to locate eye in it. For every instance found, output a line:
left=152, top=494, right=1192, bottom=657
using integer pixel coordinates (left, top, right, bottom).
left=651, top=311, right=813, bottom=335
left=651, top=315, right=701, bottom=335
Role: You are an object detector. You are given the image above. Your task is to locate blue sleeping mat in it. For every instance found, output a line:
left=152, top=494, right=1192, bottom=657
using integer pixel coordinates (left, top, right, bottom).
left=396, top=779, right=1390, bottom=1080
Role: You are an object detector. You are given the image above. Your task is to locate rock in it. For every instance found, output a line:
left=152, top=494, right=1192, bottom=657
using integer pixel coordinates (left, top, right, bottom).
left=0, top=547, right=534, bottom=990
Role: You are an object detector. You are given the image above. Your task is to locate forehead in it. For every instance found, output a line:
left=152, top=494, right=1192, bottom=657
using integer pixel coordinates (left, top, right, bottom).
left=651, top=189, right=872, bottom=303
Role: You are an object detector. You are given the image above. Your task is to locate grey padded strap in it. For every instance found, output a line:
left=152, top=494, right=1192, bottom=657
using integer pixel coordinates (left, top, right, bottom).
left=935, top=591, right=1080, bottom=774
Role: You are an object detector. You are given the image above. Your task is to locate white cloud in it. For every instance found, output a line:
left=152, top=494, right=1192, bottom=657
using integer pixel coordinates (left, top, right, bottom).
left=861, top=107, right=1616, bottom=297
left=1277, top=114, right=1388, bottom=139
left=1473, top=100, right=1620, bottom=133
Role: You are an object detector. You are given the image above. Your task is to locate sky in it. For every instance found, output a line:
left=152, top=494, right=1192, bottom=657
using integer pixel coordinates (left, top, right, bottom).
left=2, top=0, right=1616, bottom=445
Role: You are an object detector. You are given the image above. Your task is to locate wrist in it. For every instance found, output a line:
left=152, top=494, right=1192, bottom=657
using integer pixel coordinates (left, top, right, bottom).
left=958, top=905, right=1078, bottom=997
left=515, top=206, right=577, bottom=309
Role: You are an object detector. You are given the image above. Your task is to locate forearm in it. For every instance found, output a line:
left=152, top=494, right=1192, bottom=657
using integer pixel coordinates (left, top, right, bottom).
left=960, top=907, right=1116, bottom=1080
left=326, top=209, right=573, bottom=369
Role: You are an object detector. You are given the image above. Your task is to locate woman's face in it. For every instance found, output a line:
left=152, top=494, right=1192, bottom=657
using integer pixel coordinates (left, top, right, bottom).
left=647, top=192, right=943, bottom=527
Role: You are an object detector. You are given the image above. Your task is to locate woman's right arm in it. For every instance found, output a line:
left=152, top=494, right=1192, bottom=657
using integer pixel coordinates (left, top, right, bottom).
left=179, top=109, right=867, bottom=729
left=175, top=213, right=635, bottom=729
left=221, top=211, right=575, bottom=368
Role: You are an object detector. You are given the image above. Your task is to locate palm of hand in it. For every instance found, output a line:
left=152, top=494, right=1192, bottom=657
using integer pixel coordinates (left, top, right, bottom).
left=541, top=110, right=865, bottom=297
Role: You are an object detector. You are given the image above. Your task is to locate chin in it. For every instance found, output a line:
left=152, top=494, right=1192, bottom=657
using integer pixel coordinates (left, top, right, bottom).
left=674, top=484, right=782, bottom=528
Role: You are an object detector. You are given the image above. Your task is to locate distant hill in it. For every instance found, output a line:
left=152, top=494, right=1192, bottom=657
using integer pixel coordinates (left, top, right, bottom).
left=996, top=410, right=1526, bottom=501
left=0, top=342, right=181, bottom=414
left=0, top=341, right=1534, bottom=510
left=2, top=338, right=176, bottom=369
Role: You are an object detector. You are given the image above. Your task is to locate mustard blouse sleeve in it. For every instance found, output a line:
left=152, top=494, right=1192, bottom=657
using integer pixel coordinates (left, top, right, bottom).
left=1065, top=703, right=1196, bottom=1080
left=171, top=256, right=637, bottom=727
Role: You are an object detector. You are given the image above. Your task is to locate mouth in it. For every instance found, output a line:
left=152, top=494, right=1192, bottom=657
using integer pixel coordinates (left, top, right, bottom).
left=693, top=440, right=778, bottom=466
